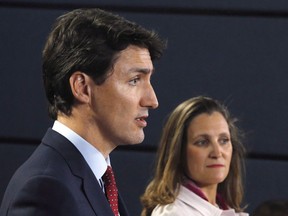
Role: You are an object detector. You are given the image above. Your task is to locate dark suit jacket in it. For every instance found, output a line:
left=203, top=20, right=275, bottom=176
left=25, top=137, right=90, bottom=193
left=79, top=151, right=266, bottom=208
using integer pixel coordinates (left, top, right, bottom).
left=0, top=128, right=130, bottom=216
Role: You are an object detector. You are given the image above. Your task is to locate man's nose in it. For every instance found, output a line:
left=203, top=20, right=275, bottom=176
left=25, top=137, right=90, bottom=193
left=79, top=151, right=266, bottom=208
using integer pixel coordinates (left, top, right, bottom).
left=141, top=84, right=159, bottom=109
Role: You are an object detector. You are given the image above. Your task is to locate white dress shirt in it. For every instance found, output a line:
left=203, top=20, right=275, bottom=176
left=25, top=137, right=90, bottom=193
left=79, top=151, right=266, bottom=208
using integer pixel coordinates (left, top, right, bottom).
left=152, top=185, right=249, bottom=216
left=52, top=120, right=110, bottom=189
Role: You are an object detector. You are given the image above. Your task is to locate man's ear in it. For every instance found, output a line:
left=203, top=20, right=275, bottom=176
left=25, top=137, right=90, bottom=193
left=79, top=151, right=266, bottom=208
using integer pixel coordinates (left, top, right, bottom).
left=69, top=72, right=91, bottom=103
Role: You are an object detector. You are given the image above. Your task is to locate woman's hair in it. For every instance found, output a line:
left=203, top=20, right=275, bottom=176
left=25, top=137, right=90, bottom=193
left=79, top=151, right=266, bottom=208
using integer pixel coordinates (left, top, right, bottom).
left=141, top=96, right=246, bottom=215
left=42, top=8, right=166, bottom=119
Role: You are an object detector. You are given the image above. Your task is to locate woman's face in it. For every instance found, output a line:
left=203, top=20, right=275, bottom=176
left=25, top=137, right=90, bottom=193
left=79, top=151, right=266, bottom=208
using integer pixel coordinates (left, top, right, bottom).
left=186, top=111, right=233, bottom=187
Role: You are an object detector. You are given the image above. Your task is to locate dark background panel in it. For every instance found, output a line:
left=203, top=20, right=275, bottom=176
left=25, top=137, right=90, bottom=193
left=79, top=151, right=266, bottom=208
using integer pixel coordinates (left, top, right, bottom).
left=0, top=143, right=37, bottom=203
left=3, top=0, right=288, bottom=12
left=245, top=159, right=288, bottom=212
left=0, top=8, right=60, bottom=139
left=111, top=150, right=156, bottom=216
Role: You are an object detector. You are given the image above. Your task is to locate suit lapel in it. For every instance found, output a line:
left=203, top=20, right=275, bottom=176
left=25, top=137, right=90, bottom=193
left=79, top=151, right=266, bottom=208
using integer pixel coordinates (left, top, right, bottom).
left=118, top=193, right=130, bottom=216
left=42, top=129, right=115, bottom=216
left=82, top=170, right=115, bottom=216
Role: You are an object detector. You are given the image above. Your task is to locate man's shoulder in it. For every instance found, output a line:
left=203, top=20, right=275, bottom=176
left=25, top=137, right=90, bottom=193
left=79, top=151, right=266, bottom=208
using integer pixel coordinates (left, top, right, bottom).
left=11, top=128, right=82, bottom=181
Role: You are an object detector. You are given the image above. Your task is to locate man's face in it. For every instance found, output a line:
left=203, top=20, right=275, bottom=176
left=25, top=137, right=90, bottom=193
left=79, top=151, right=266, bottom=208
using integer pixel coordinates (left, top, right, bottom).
left=88, top=45, right=158, bottom=148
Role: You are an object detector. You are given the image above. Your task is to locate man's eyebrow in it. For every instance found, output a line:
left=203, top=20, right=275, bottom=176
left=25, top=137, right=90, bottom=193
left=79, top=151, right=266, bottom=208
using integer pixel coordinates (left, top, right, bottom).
left=129, top=67, right=155, bottom=74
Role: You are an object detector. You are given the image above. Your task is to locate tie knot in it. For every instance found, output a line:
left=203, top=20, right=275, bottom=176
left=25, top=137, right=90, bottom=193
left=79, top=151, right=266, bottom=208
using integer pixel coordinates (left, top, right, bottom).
left=102, top=166, right=116, bottom=186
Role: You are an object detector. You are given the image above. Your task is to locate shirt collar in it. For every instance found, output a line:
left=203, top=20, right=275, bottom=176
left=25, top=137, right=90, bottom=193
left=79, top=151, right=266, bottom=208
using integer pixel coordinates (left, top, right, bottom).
left=178, top=186, right=224, bottom=215
left=52, top=120, right=110, bottom=182
left=183, top=177, right=228, bottom=210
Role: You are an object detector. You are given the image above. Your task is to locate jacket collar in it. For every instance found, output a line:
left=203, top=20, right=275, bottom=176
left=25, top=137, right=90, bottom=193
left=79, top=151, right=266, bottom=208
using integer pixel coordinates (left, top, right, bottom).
left=42, top=128, right=117, bottom=216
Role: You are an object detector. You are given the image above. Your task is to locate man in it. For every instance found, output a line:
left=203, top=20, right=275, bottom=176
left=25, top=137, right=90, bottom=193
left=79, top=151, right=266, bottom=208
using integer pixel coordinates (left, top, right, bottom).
left=0, top=8, right=166, bottom=216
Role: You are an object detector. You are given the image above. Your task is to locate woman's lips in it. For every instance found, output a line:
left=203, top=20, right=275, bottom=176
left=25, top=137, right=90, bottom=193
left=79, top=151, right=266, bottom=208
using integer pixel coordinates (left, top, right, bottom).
left=206, top=164, right=224, bottom=168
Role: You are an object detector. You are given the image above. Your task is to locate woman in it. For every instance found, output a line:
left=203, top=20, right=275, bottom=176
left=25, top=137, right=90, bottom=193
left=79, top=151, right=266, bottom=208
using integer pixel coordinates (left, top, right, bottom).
left=141, top=96, right=248, bottom=216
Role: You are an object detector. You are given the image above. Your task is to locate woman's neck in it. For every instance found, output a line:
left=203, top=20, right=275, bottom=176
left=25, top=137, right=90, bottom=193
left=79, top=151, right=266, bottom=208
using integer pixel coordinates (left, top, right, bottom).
left=183, top=176, right=218, bottom=206
left=198, top=184, right=218, bottom=206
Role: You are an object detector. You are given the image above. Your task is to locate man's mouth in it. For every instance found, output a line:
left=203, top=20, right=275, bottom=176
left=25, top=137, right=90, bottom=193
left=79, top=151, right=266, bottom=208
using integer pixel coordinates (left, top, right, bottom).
left=135, top=116, right=148, bottom=127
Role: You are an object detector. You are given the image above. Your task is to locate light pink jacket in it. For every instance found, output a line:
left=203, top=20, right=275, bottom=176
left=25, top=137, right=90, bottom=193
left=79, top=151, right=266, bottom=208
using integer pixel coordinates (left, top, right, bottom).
left=151, top=186, right=249, bottom=216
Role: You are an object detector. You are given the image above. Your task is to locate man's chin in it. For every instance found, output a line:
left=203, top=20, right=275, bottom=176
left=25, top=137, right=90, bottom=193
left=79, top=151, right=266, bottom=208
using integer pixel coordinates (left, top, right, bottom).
left=120, top=134, right=145, bottom=146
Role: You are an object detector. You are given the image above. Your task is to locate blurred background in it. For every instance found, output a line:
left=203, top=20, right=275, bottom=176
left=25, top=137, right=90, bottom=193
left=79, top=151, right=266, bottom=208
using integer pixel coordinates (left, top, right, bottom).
left=1, top=0, right=288, bottom=215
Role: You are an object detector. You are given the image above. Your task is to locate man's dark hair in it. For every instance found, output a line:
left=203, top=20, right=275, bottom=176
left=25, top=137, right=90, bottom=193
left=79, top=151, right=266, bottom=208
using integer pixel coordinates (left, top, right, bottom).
left=42, top=8, right=166, bottom=119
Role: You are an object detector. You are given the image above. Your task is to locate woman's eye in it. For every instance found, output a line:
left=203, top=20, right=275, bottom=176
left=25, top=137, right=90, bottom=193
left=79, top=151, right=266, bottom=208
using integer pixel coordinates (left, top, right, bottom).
left=194, top=139, right=208, bottom=146
left=129, top=77, right=140, bottom=86
left=219, top=137, right=230, bottom=145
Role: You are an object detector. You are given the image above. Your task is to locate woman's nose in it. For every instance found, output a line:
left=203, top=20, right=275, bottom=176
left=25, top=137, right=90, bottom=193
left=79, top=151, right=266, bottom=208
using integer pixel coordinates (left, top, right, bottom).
left=210, top=143, right=222, bottom=158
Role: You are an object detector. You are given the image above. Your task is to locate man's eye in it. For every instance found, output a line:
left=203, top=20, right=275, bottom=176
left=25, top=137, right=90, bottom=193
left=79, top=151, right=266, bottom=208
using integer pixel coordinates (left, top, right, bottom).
left=129, top=77, right=140, bottom=86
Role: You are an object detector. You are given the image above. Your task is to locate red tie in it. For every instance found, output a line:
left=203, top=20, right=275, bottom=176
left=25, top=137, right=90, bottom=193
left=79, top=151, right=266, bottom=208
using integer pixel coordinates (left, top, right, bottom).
left=102, top=166, right=119, bottom=216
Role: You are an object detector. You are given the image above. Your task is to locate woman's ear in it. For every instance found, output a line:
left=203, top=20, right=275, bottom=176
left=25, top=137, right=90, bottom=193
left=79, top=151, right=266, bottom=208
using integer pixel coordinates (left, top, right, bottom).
left=69, top=72, right=91, bottom=103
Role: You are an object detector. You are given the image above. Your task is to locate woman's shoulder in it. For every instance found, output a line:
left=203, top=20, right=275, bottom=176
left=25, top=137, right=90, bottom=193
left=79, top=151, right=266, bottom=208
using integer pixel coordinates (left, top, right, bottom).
left=151, top=198, right=202, bottom=216
left=223, top=209, right=249, bottom=216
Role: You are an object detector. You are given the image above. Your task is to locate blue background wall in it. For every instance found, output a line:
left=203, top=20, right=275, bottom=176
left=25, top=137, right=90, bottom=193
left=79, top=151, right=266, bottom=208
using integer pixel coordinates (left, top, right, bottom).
left=1, top=1, right=288, bottom=215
